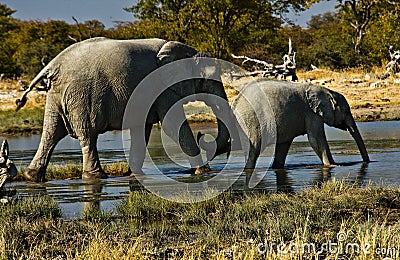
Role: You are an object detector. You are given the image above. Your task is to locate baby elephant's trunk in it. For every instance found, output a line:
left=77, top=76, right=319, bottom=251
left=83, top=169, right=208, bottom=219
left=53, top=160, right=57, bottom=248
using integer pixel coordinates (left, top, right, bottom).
left=346, top=116, right=370, bottom=163
left=197, top=119, right=232, bottom=162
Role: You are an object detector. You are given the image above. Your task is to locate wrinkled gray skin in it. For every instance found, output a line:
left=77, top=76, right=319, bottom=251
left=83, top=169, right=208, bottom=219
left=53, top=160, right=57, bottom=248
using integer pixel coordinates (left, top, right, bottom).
left=19, top=37, right=230, bottom=182
left=203, top=79, right=370, bottom=169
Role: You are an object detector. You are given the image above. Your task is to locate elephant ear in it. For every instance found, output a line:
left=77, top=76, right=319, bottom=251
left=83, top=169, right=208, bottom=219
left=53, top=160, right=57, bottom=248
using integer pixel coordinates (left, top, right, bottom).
left=157, top=41, right=198, bottom=67
left=156, top=41, right=200, bottom=97
left=306, top=85, right=336, bottom=126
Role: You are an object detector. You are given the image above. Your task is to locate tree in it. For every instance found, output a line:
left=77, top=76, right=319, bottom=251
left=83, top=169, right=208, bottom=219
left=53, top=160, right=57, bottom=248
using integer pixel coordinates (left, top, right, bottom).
left=336, top=0, right=400, bottom=54
left=0, top=4, right=16, bottom=35
left=0, top=4, right=19, bottom=76
left=363, top=2, right=400, bottom=65
left=305, top=12, right=358, bottom=68
left=124, top=0, right=193, bottom=43
left=70, top=17, right=105, bottom=41
left=189, top=0, right=279, bottom=58
left=105, top=21, right=143, bottom=39
left=9, top=20, right=75, bottom=76
left=124, top=0, right=322, bottom=59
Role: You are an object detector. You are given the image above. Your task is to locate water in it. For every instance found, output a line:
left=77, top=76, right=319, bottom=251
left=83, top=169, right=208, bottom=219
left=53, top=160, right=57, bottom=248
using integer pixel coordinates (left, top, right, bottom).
left=2, top=121, right=400, bottom=218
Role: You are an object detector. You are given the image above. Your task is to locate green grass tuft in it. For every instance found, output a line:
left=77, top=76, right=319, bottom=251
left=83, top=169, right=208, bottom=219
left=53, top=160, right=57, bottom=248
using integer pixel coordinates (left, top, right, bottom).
left=13, top=162, right=130, bottom=181
left=0, top=108, right=44, bottom=135
left=1, top=180, right=400, bottom=259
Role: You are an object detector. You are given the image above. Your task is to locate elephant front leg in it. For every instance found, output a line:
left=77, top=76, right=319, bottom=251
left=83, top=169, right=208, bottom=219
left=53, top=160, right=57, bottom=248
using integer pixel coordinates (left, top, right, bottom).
left=272, top=141, right=293, bottom=169
left=25, top=112, right=67, bottom=182
left=126, top=124, right=153, bottom=177
left=244, top=127, right=263, bottom=171
left=78, top=134, right=107, bottom=182
left=158, top=113, right=208, bottom=173
left=307, top=128, right=335, bottom=166
left=244, top=143, right=261, bottom=170
left=155, top=91, right=208, bottom=174
left=164, top=119, right=208, bottom=173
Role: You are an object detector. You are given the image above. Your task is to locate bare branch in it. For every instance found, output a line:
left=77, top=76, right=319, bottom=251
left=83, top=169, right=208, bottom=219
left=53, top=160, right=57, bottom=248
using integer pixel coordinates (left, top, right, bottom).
left=68, top=35, right=78, bottom=42
left=72, top=16, right=82, bottom=42
left=231, top=54, right=273, bottom=69
left=231, top=39, right=298, bottom=81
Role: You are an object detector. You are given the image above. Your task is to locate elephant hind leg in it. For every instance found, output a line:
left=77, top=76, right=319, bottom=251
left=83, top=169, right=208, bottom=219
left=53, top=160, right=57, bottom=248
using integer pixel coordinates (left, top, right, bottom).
left=25, top=112, right=68, bottom=182
left=78, top=133, right=107, bottom=182
left=272, top=141, right=292, bottom=169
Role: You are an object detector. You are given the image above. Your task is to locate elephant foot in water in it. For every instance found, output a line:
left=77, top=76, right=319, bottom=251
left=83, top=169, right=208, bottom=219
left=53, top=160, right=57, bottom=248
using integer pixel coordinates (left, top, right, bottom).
left=24, top=168, right=47, bottom=183
left=82, top=170, right=108, bottom=182
left=122, top=165, right=212, bottom=177
left=193, top=164, right=212, bottom=175
left=123, top=168, right=145, bottom=180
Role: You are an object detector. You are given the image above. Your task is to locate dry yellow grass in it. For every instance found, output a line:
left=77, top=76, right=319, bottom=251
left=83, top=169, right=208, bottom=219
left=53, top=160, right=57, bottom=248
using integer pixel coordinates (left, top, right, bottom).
left=222, top=67, right=400, bottom=121
left=0, top=79, right=46, bottom=110
left=298, top=67, right=400, bottom=106
left=1, top=68, right=400, bottom=123
left=297, top=67, right=400, bottom=121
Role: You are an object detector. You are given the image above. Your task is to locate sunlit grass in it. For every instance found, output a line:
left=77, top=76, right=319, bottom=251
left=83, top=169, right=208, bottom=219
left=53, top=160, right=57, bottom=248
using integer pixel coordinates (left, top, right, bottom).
left=1, top=180, right=399, bottom=259
left=13, top=161, right=130, bottom=181
left=1, top=67, right=400, bottom=137
left=0, top=107, right=44, bottom=135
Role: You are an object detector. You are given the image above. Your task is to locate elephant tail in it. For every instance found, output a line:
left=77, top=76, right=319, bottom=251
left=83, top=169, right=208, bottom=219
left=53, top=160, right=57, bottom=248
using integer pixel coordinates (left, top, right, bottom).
left=15, top=64, right=57, bottom=111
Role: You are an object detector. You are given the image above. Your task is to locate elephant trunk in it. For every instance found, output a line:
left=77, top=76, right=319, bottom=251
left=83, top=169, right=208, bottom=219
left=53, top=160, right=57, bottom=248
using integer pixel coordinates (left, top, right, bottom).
left=197, top=104, right=233, bottom=162
left=346, top=116, right=370, bottom=163
left=213, top=118, right=231, bottom=158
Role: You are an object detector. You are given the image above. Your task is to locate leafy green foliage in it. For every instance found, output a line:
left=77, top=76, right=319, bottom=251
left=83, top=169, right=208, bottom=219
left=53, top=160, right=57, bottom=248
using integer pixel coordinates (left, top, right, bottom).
left=124, top=0, right=314, bottom=59
left=335, top=0, right=400, bottom=54
left=0, top=1, right=399, bottom=78
left=297, top=12, right=360, bottom=69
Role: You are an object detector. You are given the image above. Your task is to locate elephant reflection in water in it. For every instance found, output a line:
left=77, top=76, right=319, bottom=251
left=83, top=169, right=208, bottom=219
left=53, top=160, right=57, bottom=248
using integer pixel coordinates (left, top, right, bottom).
left=274, top=169, right=294, bottom=193
left=83, top=183, right=102, bottom=214
left=312, top=162, right=369, bottom=188
left=272, top=162, right=369, bottom=191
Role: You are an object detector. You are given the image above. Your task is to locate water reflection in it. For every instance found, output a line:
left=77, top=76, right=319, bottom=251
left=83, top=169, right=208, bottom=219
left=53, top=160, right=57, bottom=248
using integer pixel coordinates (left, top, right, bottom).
left=3, top=121, right=400, bottom=218
left=274, top=169, right=294, bottom=193
left=83, top=182, right=102, bottom=214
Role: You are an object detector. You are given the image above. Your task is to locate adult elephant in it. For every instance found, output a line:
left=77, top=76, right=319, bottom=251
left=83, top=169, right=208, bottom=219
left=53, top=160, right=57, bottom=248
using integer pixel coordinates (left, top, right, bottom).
left=16, top=37, right=231, bottom=182
left=199, top=79, right=369, bottom=169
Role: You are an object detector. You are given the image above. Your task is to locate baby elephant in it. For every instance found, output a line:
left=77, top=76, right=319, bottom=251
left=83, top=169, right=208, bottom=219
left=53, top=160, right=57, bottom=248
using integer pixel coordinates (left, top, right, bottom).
left=201, top=79, right=370, bottom=169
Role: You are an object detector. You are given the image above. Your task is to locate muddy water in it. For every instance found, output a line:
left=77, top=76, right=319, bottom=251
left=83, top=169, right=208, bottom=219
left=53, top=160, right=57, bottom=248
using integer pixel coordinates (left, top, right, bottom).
left=3, top=121, right=400, bottom=218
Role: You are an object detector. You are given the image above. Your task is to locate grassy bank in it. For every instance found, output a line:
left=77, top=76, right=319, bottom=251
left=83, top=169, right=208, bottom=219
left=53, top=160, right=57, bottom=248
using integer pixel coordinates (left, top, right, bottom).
left=13, top=162, right=130, bottom=181
left=1, top=68, right=400, bottom=136
left=1, top=180, right=399, bottom=259
left=297, top=68, right=400, bottom=122
left=0, top=107, right=44, bottom=136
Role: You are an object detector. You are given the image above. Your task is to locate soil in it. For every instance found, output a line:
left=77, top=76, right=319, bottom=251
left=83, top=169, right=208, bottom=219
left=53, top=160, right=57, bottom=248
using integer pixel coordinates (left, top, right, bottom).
left=1, top=69, right=400, bottom=123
